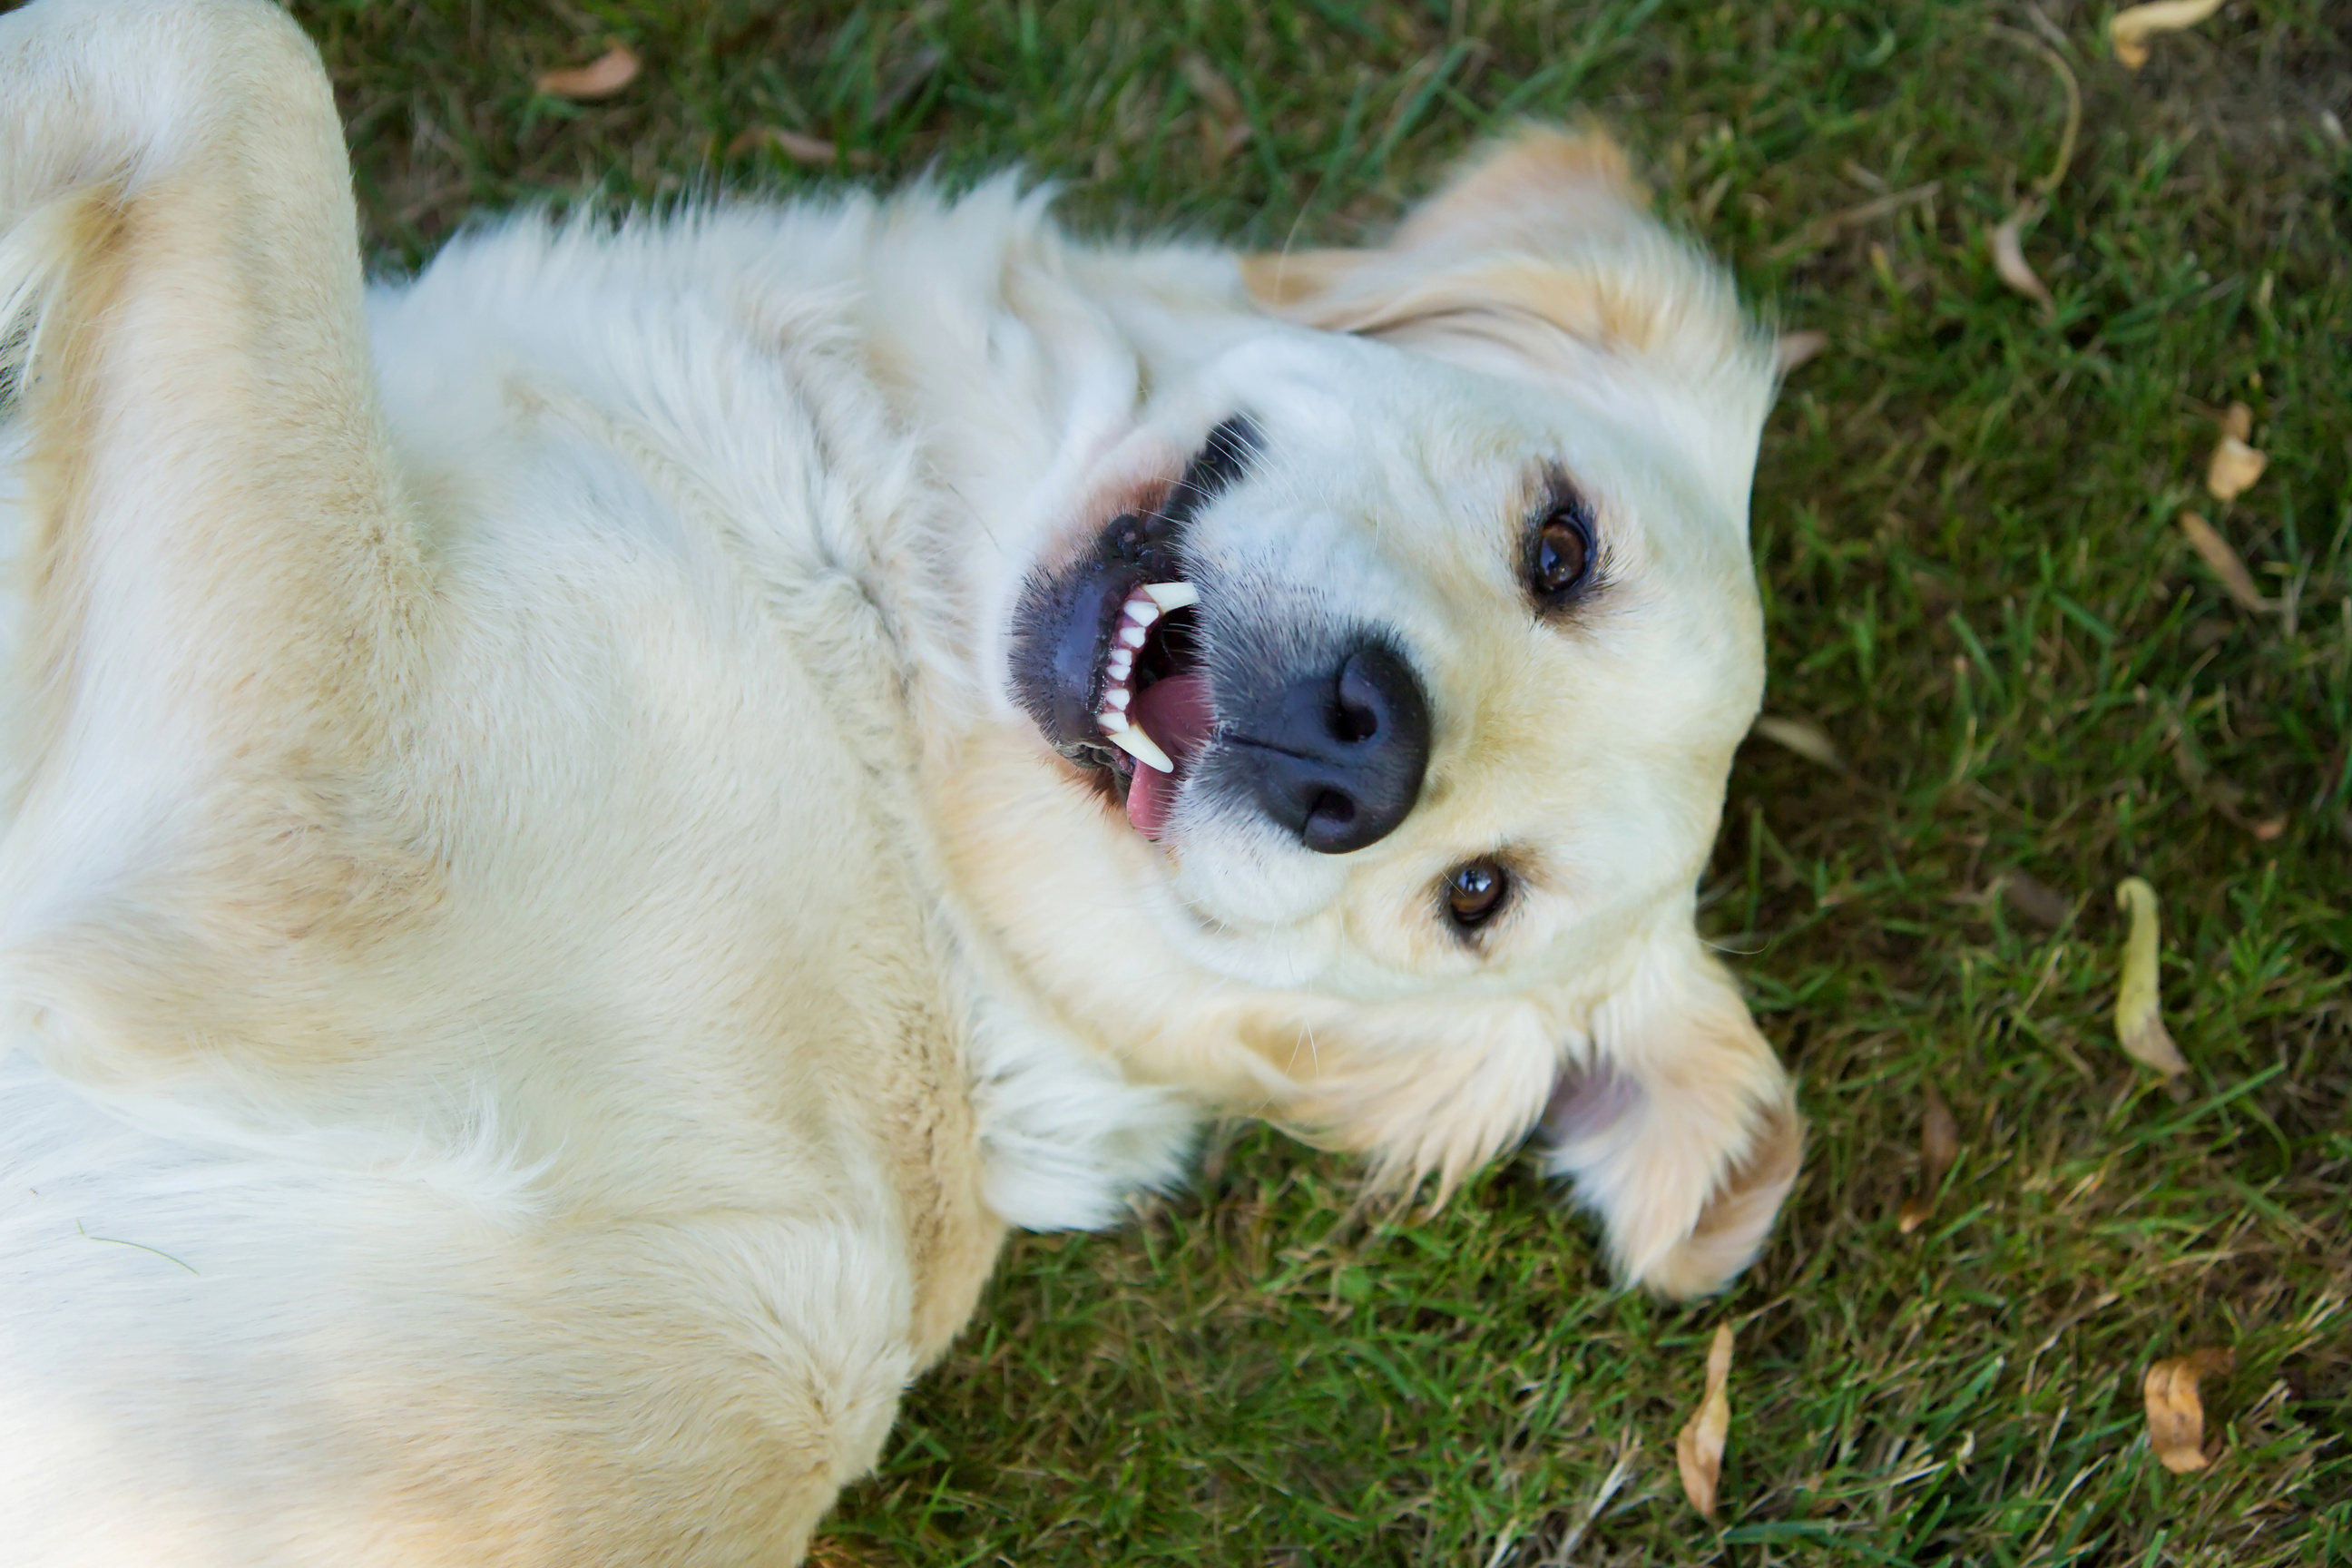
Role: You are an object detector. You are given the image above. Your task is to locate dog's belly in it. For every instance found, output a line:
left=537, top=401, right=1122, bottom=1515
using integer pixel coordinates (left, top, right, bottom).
left=0, top=1054, right=926, bottom=1566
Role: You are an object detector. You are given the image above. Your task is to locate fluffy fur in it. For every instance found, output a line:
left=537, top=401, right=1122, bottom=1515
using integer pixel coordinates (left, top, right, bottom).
left=0, top=1, right=1798, bottom=1560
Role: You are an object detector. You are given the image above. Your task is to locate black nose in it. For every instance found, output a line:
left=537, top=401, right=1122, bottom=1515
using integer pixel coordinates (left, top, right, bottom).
left=1230, top=642, right=1432, bottom=854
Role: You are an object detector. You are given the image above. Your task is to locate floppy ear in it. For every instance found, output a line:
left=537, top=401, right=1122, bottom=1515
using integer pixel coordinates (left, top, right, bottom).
left=1540, top=934, right=1801, bottom=1298
left=1241, top=126, right=1774, bottom=448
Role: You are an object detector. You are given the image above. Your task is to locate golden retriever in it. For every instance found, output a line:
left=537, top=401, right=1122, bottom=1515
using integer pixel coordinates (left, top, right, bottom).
left=0, top=0, right=1799, bottom=1560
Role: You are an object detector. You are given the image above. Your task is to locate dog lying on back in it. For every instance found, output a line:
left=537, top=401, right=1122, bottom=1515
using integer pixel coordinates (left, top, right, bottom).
left=0, top=0, right=1799, bottom=1559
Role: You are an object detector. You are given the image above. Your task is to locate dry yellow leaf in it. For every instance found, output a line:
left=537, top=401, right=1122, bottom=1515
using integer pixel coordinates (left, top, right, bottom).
left=1676, top=1325, right=1735, bottom=1521
left=2206, top=404, right=2268, bottom=501
left=1992, top=210, right=2053, bottom=313
left=2177, top=511, right=2271, bottom=612
left=535, top=43, right=641, bottom=102
left=2111, top=0, right=2226, bottom=71
left=2144, top=1348, right=2233, bottom=1473
left=1751, top=714, right=1840, bottom=769
left=2114, top=877, right=2187, bottom=1076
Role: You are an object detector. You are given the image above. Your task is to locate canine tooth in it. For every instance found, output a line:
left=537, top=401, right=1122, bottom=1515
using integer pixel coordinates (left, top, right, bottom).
left=1118, top=624, right=1147, bottom=650
left=1122, top=599, right=1160, bottom=626
left=1102, top=689, right=1130, bottom=711
left=1099, top=710, right=1131, bottom=733
left=1142, top=581, right=1199, bottom=612
left=1108, top=724, right=1175, bottom=773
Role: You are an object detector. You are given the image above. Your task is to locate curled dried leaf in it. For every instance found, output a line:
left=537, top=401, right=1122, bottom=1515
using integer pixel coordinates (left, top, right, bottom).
left=1899, top=1083, right=1960, bottom=1234
left=727, top=125, right=867, bottom=168
left=2111, top=0, right=2226, bottom=71
left=1776, top=330, right=1828, bottom=372
left=2114, top=877, right=2187, bottom=1076
left=535, top=43, right=641, bottom=102
left=2144, top=1348, right=2234, bottom=1473
left=2206, top=404, right=2268, bottom=502
left=1992, top=209, right=2053, bottom=313
left=1181, top=54, right=1251, bottom=169
left=1994, top=870, right=2073, bottom=931
left=1921, top=1083, right=1959, bottom=1179
left=2177, top=511, right=2271, bottom=613
left=1676, top=1325, right=1735, bottom=1521
left=1751, top=714, right=1841, bottom=769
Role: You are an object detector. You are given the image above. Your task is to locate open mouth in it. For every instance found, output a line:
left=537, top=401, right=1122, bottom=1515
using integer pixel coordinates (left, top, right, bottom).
left=1007, top=417, right=1259, bottom=839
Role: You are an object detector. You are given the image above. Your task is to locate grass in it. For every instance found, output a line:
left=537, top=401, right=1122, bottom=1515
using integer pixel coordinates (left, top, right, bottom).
left=284, top=0, right=2352, bottom=1562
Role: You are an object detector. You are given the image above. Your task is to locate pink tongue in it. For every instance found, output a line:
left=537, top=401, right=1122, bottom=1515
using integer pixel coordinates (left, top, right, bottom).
left=1123, top=674, right=1215, bottom=840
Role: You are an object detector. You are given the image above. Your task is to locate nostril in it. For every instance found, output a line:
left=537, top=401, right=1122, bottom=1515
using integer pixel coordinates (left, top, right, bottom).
left=1304, top=791, right=1357, bottom=848
left=1332, top=652, right=1398, bottom=744
left=1331, top=698, right=1377, bottom=743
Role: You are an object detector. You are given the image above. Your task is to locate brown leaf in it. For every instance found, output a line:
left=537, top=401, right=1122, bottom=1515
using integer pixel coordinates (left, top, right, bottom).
left=1994, top=870, right=2073, bottom=931
left=725, top=126, right=872, bottom=168
left=2110, top=0, right=2227, bottom=71
left=2205, top=403, right=2268, bottom=502
left=2113, top=877, right=2188, bottom=1077
left=1775, top=330, right=1828, bottom=372
left=1992, top=207, right=2053, bottom=314
left=2144, top=1348, right=2234, bottom=1473
left=1676, top=1325, right=1735, bottom=1521
left=1899, top=1083, right=1960, bottom=1234
left=535, top=43, right=641, bottom=102
left=2177, top=511, right=2271, bottom=613
left=1750, top=713, right=1841, bottom=769
left=1180, top=54, right=1251, bottom=171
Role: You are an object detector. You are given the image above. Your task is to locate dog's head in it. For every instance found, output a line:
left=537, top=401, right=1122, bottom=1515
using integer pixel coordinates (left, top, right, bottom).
left=1001, top=131, right=1769, bottom=980
left=949, top=128, right=1791, bottom=1286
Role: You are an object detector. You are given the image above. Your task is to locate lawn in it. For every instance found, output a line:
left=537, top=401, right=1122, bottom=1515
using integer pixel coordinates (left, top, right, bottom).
left=291, top=1, right=2349, bottom=1562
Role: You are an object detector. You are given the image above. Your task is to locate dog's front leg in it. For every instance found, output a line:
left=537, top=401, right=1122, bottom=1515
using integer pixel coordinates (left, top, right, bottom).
left=1542, top=936, right=1802, bottom=1298
left=0, top=0, right=425, bottom=1075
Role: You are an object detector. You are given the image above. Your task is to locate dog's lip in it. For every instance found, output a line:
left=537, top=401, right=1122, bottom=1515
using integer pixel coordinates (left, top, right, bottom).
left=1008, top=487, right=1213, bottom=831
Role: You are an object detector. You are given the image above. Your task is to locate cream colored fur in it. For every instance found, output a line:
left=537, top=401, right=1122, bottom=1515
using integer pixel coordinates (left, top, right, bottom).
left=0, top=2, right=1798, bottom=1561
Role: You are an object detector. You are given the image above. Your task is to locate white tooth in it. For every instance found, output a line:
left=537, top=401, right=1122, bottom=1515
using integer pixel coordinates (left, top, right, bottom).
left=1118, top=624, right=1147, bottom=650
left=1102, top=688, right=1130, bottom=710
left=1109, top=724, right=1175, bottom=773
left=1107, top=649, right=1134, bottom=677
left=1099, top=709, right=1131, bottom=733
left=1123, top=599, right=1160, bottom=626
left=1142, top=581, right=1199, bottom=612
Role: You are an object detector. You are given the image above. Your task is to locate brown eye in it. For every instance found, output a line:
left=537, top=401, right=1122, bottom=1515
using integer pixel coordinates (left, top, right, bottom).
left=1444, top=859, right=1509, bottom=928
left=1531, top=509, right=1593, bottom=598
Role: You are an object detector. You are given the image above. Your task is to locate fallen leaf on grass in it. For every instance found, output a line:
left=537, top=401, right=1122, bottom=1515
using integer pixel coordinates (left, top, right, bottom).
left=2144, top=1348, right=2234, bottom=1473
left=1992, top=207, right=2053, bottom=313
left=1676, top=1325, right=1735, bottom=1521
left=1181, top=54, right=1253, bottom=170
left=1994, top=870, right=2073, bottom=931
left=725, top=126, right=873, bottom=168
left=1775, top=330, right=1828, bottom=372
left=536, top=43, right=640, bottom=102
left=1897, top=1082, right=1961, bottom=1234
left=2113, top=877, right=2188, bottom=1077
left=1750, top=714, right=1841, bottom=769
left=2205, top=403, right=2268, bottom=502
left=2177, top=511, right=2271, bottom=612
left=2110, top=0, right=2226, bottom=72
